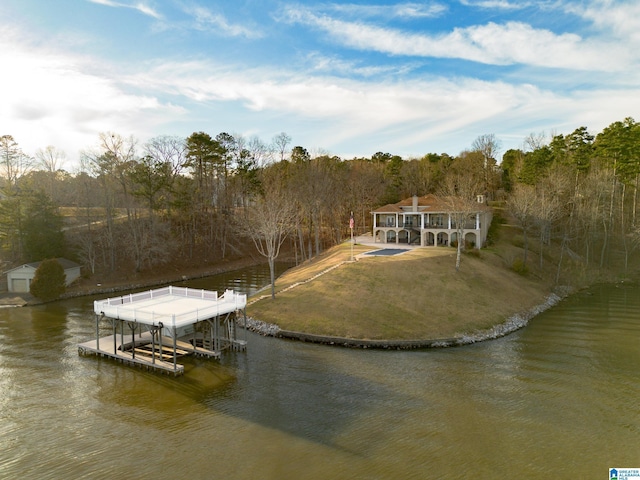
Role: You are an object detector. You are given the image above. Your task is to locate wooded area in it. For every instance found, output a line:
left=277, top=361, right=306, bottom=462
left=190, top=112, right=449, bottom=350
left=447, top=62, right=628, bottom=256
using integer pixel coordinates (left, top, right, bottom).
left=1, top=117, right=639, bottom=286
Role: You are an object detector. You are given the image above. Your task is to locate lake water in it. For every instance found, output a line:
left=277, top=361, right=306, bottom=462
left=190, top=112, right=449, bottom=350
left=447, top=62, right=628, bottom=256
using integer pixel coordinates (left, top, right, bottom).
left=0, top=265, right=638, bottom=479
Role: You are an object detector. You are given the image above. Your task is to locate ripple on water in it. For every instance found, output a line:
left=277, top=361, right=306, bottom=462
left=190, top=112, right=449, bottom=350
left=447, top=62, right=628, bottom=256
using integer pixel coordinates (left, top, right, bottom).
left=1, top=276, right=639, bottom=478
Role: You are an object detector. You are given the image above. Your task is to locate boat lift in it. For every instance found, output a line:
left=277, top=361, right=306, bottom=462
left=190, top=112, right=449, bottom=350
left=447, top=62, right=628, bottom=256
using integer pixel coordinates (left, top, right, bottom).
left=78, top=286, right=247, bottom=375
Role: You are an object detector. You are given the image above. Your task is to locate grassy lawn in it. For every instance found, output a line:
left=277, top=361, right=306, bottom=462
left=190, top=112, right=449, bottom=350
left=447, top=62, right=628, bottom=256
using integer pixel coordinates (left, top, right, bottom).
left=248, top=241, right=553, bottom=341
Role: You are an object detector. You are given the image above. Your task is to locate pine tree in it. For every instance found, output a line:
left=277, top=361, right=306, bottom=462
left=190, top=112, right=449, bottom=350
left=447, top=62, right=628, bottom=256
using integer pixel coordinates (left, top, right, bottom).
left=29, top=259, right=66, bottom=301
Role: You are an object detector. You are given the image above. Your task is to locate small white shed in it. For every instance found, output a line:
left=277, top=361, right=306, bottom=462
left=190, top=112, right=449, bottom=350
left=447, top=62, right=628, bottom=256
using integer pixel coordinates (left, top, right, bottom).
left=5, top=258, right=81, bottom=293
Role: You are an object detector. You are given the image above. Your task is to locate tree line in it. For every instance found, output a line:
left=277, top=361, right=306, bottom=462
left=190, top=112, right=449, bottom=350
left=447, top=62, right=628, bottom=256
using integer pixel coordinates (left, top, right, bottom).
left=503, top=118, right=640, bottom=277
left=0, top=117, right=638, bottom=287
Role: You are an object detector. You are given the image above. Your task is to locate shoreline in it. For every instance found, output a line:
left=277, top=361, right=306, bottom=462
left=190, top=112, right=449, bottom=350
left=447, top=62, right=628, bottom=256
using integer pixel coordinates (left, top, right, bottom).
left=241, top=288, right=570, bottom=349
left=18, top=256, right=268, bottom=305
left=9, top=249, right=621, bottom=348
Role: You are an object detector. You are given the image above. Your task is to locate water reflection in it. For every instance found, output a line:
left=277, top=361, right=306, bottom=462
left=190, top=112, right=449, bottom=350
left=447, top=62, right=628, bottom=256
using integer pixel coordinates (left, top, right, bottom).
left=211, top=336, right=403, bottom=452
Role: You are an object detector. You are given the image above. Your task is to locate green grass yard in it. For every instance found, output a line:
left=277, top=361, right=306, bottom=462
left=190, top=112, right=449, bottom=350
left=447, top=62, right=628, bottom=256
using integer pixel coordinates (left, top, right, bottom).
left=248, top=242, right=554, bottom=341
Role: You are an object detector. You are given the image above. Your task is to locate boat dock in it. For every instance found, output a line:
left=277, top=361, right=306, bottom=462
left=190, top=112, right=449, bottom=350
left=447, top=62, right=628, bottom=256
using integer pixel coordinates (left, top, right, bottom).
left=78, top=286, right=247, bottom=376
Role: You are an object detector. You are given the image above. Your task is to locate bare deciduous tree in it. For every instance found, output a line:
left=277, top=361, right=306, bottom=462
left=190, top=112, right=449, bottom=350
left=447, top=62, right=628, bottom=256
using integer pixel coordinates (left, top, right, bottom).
left=523, top=132, right=548, bottom=152
left=247, top=135, right=271, bottom=168
left=440, top=155, right=484, bottom=271
left=35, top=145, right=67, bottom=201
left=507, top=184, right=536, bottom=267
left=347, top=160, right=385, bottom=235
left=272, top=132, right=291, bottom=162
left=536, top=165, right=572, bottom=271
left=35, top=145, right=66, bottom=173
left=472, top=133, right=502, bottom=198
left=237, top=165, right=296, bottom=299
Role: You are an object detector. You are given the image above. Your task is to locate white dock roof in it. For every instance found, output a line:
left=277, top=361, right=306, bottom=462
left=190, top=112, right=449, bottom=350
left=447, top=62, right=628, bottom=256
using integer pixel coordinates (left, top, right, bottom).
left=94, top=286, right=247, bottom=328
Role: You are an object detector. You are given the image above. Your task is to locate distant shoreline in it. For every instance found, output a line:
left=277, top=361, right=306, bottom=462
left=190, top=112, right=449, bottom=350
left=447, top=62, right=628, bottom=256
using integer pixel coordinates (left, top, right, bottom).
left=16, top=256, right=268, bottom=306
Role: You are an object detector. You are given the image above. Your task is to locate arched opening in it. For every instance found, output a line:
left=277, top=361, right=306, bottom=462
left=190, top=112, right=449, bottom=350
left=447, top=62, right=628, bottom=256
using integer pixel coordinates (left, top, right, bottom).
left=426, top=232, right=435, bottom=246
left=465, top=232, right=477, bottom=249
left=437, top=232, right=448, bottom=246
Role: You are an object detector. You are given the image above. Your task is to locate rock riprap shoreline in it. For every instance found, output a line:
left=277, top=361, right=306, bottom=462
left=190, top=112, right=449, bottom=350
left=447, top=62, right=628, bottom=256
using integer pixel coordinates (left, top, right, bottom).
left=241, top=290, right=568, bottom=349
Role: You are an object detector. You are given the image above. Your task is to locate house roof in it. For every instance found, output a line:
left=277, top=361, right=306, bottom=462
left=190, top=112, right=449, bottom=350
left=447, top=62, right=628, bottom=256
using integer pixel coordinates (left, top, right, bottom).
left=5, top=258, right=81, bottom=274
left=27, top=258, right=80, bottom=270
left=372, top=194, right=489, bottom=214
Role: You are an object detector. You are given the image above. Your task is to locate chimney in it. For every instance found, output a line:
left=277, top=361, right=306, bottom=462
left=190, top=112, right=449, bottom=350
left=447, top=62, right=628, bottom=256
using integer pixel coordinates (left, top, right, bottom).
left=412, top=195, right=418, bottom=212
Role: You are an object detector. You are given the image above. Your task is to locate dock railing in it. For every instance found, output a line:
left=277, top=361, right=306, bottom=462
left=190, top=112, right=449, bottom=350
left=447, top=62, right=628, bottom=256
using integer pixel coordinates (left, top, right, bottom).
left=94, top=287, right=247, bottom=327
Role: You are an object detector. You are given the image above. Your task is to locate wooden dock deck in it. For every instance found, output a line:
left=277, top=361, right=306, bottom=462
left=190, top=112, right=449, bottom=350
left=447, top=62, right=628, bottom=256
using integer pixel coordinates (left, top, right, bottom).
left=78, top=335, right=185, bottom=375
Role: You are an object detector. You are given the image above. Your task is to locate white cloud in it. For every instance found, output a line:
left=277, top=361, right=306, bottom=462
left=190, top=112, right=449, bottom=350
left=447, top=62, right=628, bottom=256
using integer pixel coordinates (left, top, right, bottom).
left=3, top=17, right=638, bottom=164
left=0, top=29, right=182, bottom=163
left=328, top=2, right=448, bottom=19
left=303, top=52, right=420, bottom=77
left=569, top=0, right=640, bottom=44
left=185, top=6, right=263, bottom=39
left=86, top=0, right=162, bottom=19
left=118, top=52, right=640, bottom=157
left=2, top=7, right=639, bottom=166
left=127, top=59, right=487, bottom=126
left=281, top=6, right=634, bottom=71
left=459, top=0, right=528, bottom=10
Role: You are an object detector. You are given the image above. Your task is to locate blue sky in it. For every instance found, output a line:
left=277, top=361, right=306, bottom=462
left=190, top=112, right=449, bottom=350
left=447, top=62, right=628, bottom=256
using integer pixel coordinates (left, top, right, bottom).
left=1, top=0, right=639, bottom=168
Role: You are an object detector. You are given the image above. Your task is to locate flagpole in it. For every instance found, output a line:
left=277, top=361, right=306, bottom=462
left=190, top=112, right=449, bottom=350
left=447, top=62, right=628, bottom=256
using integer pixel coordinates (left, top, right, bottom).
left=350, top=211, right=354, bottom=262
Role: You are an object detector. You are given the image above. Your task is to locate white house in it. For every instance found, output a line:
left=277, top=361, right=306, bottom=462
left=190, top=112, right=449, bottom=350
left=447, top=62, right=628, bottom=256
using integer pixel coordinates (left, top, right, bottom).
left=5, top=258, right=81, bottom=293
left=372, top=194, right=493, bottom=248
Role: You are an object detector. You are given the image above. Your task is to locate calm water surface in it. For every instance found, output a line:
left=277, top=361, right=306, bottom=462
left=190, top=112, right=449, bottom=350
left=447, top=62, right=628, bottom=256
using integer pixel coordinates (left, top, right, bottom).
left=0, top=266, right=638, bottom=479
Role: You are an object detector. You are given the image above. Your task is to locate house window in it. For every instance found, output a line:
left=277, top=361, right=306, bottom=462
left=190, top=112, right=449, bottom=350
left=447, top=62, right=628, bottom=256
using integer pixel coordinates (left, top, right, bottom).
left=381, top=215, right=396, bottom=227
left=464, top=214, right=477, bottom=229
left=430, top=214, right=446, bottom=228
left=403, top=215, right=419, bottom=227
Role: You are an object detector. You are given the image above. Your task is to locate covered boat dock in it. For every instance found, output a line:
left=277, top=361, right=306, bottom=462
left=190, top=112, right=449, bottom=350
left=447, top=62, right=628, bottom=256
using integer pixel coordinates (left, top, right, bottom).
left=78, top=286, right=247, bottom=375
